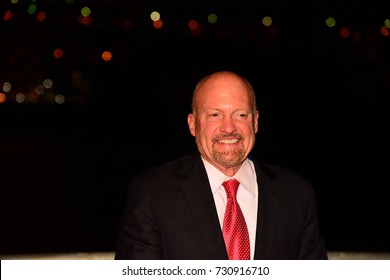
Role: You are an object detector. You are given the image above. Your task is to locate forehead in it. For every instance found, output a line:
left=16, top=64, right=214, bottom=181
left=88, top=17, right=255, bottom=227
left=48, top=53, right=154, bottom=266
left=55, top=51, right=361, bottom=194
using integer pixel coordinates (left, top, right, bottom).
left=196, top=75, right=252, bottom=105
left=201, top=73, right=246, bottom=89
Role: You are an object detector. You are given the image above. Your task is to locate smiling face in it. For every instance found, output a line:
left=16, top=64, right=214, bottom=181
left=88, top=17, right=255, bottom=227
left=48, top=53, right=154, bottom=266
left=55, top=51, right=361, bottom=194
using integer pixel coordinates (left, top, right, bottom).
left=187, top=71, right=259, bottom=176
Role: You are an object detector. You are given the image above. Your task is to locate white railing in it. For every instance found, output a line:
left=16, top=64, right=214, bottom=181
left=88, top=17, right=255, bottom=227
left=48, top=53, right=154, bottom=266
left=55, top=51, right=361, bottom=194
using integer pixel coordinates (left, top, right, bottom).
left=1, top=251, right=390, bottom=260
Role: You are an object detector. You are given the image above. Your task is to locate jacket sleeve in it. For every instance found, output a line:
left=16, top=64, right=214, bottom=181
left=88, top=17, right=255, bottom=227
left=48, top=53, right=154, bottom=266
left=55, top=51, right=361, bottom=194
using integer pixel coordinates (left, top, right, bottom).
left=115, top=175, right=163, bottom=260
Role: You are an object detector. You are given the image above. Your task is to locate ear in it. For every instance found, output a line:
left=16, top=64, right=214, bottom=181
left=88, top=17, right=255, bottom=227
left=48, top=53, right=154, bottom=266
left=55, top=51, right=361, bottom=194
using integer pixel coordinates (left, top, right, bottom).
left=187, top=113, right=196, bottom=137
left=254, top=110, right=259, bottom=133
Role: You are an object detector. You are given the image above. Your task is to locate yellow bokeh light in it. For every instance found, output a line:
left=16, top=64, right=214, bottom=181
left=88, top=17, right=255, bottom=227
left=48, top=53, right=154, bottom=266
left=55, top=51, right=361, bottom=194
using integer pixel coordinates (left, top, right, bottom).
left=55, top=94, right=65, bottom=104
left=16, top=93, right=25, bottom=103
left=3, top=82, right=12, bottom=92
left=43, top=79, right=53, bottom=89
left=262, top=16, right=272, bottom=27
left=150, top=11, right=160, bottom=22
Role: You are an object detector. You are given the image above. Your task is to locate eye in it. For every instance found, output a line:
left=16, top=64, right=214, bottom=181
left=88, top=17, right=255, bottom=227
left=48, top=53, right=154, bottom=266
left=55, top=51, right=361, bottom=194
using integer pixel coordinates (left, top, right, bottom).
left=207, top=112, right=222, bottom=121
left=235, top=112, right=248, bottom=119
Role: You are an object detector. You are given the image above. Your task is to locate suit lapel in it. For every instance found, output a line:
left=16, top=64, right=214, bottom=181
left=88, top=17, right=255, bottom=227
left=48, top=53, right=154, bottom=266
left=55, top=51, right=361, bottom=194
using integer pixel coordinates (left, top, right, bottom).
left=179, top=153, right=228, bottom=259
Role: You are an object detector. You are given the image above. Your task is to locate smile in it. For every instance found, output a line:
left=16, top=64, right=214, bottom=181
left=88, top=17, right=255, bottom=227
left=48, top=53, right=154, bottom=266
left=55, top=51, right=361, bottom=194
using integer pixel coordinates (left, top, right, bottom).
left=218, top=139, right=239, bottom=144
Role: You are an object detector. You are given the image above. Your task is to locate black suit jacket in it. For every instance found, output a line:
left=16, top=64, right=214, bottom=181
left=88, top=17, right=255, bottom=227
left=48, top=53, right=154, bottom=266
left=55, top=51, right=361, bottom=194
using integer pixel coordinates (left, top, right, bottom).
left=115, top=151, right=328, bottom=260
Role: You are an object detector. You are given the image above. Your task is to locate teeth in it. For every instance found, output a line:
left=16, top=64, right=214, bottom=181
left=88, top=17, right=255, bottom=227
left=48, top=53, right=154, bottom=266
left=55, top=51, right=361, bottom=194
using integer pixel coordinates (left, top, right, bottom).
left=218, top=139, right=238, bottom=144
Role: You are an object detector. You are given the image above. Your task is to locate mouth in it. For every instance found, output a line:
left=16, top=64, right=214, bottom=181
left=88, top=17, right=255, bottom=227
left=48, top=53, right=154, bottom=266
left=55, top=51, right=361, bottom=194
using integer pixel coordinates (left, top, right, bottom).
left=213, top=133, right=243, bottom=144
left=217, top=138, right=239, bottom=144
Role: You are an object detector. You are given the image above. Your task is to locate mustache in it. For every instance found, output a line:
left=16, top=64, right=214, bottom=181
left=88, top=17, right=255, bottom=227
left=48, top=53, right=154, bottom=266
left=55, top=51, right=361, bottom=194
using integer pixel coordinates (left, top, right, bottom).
left=212, top=133, right=244, bottom=142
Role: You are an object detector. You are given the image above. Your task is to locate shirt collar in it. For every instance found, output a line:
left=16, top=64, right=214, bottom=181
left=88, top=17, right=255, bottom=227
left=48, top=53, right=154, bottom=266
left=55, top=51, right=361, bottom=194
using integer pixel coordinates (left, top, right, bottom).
left=201, top=156, right=257, bottom=197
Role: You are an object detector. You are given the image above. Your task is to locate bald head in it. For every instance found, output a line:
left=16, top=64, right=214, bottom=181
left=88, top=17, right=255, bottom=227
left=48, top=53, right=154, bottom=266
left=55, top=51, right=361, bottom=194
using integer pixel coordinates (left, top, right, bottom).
left=191, top=71, right=257, bottom=115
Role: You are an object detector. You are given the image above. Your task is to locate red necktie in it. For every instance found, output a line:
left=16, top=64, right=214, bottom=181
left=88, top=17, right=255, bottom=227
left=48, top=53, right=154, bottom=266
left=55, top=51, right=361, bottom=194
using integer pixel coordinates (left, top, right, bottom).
left=222, top=179, right=250, bottom=260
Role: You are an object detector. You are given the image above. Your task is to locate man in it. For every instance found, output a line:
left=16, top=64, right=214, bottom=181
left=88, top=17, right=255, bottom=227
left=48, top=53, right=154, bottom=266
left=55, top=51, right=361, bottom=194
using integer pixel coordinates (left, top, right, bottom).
left=115, top=70, right=328, bottom=260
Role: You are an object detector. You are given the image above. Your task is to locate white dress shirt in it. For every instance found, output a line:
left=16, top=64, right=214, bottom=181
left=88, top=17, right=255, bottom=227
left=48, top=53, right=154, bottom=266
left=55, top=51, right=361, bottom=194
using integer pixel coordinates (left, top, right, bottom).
left=201, top=157, right=259, bottom=260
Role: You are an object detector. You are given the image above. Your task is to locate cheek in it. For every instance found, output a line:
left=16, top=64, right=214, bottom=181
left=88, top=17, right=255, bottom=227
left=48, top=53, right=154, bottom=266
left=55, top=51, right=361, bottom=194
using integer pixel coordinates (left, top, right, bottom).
left=202, top=124, right=219, bottom=137
left=240, top=123, right=254, bottom=133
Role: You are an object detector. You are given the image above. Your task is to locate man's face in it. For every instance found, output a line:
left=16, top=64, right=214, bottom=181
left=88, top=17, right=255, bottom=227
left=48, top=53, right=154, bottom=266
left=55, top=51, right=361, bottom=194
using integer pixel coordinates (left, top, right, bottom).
left=188, top=74, right=259, bottom=175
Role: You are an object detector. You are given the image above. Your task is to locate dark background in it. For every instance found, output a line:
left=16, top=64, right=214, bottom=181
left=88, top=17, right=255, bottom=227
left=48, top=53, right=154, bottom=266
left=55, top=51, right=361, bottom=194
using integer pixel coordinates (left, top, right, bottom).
left=1, top=0, right=390, bottom=255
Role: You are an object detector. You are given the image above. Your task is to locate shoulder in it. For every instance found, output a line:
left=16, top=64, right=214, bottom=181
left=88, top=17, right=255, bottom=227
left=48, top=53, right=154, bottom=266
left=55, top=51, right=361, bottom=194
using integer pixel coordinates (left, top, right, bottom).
left=251, top=156, right=314, bottom=193
left=131, top=152, right=202, bottom=182
left=127, top=152, right=205, bottom=199
left=260, top=161, right=309, bottom=183
left=251, top=159, right=320, bottom=212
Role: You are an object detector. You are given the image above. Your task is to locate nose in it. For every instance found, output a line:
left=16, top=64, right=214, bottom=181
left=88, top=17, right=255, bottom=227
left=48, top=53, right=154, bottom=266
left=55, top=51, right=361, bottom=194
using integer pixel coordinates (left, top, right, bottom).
left=220, top=116, right=237, bottom=134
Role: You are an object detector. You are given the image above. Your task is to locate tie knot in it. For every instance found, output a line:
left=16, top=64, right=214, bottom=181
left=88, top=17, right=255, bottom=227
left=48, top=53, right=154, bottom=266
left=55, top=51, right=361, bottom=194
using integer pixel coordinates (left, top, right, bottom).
left=222, top=179, right=240, bottom=199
